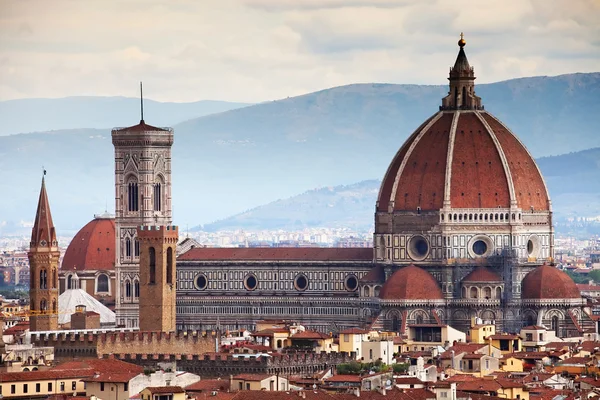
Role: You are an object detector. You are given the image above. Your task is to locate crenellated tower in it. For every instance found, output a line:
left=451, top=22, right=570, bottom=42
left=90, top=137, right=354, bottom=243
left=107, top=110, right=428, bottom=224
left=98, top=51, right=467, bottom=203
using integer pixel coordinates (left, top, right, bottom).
left=137, top=225, right=178, bottom=332
left=28, top=176, right=60, bottom=331
left=112, top=84, right=174, bottom=328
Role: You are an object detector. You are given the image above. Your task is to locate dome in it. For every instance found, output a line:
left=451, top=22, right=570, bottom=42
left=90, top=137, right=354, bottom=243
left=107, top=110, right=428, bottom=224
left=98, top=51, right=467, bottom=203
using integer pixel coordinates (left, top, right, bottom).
left=462, top=266, right=502, bottom=283
left=379, top=265, right=443, bottom=300
left=62, top=214, right=115, bottom=271
left=521, top=264, right=580, bottom=299
left=376, top=37, right=549, bottom=214
left=376, top=110, right=550, bottom=213
left=58, top=288, right=116, bottom=325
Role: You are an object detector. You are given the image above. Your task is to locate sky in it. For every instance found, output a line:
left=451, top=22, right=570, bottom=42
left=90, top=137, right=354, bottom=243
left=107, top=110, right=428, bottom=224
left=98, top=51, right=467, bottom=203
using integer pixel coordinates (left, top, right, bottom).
left=1, top=0, right=599, bottom=103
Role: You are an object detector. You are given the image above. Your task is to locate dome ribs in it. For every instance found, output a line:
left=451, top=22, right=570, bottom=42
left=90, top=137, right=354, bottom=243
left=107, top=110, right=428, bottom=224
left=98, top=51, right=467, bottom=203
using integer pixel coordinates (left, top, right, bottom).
left=521, top=265, right=580, bottom=299
left=379, top=265, right=443, bottom=300
left=481, top=114, right=550, bottom=211
left=393, top=113, right=452, bottom=211
left=377, top=114, right=438, bottom=212
left=450, top=113, right=510, bottom=209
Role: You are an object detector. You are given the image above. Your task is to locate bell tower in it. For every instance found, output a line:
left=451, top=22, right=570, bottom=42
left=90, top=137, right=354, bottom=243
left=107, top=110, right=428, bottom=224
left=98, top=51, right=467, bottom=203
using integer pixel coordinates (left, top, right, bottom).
left=137, top=225, right=178, bottom=332
left=112, top=83, right=174, bottom=328
left=28, top=176, right=59, bottom=331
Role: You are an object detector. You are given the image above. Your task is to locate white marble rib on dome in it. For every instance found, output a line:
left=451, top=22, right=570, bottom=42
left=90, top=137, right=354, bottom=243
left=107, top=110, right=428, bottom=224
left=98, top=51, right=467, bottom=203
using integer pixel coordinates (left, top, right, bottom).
left=58, top=289, right=116, bottom=326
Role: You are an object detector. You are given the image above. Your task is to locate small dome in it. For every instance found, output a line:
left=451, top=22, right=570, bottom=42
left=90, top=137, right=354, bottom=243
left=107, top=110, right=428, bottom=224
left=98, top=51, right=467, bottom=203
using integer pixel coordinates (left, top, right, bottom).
left=380, top=265, right=443, bottom=300
left=521, top=265, right=580, bottom=299
left=62, top=215, right=115, bottom=271
left=462, top=266, right=502, bottom=283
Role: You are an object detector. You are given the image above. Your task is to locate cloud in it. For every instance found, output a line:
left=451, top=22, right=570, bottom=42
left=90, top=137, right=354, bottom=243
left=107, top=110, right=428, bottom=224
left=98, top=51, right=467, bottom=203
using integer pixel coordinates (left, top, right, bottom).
left=0, top=0, right=598, bottom=103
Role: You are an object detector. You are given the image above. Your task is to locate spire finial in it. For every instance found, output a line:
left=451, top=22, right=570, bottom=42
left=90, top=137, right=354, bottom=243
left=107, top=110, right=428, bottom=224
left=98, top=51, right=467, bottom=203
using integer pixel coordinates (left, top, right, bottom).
left=458, top=32, right=466, bottom=48
left=140, top=81, right=144, bottom=123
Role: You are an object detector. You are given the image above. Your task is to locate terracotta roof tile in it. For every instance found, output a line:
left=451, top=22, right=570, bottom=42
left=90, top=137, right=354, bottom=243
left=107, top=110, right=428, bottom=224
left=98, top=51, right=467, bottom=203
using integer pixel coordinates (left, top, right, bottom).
left=521, top=264, right=580, bottom=299
left=380, top=265, right=443, bottom=300
left=462, top=267, right=502, bottom=283
left=179, top=247, right=373, bottom=262
left=62, top=216, right=115, bottom=271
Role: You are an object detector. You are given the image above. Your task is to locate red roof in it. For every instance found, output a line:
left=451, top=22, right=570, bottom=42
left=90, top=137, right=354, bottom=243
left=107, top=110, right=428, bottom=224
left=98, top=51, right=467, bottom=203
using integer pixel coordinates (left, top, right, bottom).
left=179, top=247, right=373, bottom=261
left=462, top=267, right=502, bottom=283
left=62, top=216, right=115, bottom=271
left=380, top=265, right=443, bottom=300
left=377, top=109, right=550, bottom=212
left=291, top=330, right=330, bottom=340
left=457, top=379, right=502, bottom=392
left=113, top=120, right=170, bottom=133
left=233, top=374, right=272, bottom=381
left=325, top=375, right=361, bottom=383
left=145, top=386, right=185, bottom=394
left=360, top=265, right=385, bottom=283
left=3, top=321, right=29, bottom=335
left=185, top=379, right=229, bottom=391
left=521, top=264, right=581, bottom=299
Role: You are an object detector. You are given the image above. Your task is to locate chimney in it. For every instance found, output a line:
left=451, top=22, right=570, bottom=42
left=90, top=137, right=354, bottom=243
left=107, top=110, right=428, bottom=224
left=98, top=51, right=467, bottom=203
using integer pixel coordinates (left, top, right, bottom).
left=381, top=388, right=386, bottom=396
left=229, top=375, right=234, bottom=392
left=354, top=388, right=360, bottom=397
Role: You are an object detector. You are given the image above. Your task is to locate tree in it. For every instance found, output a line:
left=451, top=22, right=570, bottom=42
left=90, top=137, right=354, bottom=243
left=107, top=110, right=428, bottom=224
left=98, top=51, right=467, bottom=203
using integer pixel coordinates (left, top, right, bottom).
left=393, top=363, right=409, bottom=373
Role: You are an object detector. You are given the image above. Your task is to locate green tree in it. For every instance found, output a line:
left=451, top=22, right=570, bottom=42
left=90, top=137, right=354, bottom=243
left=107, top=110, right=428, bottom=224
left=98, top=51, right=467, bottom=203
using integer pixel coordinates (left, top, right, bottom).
left=393, top=363, right=409, bottom=373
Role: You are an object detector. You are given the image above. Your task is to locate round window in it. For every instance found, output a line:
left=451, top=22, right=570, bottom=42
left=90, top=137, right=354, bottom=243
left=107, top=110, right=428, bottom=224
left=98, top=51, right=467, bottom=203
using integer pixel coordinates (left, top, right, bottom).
left=195, top=274, right=208, bottom=290
left=473, top=240, right=488, bottom=256
left=244, top=274, right=258, bottom=291
left=408, top=235, right=429, bottom=261
left=345, top=275, right=358, bottom=291
left=294, top=274, right=309, bottom=291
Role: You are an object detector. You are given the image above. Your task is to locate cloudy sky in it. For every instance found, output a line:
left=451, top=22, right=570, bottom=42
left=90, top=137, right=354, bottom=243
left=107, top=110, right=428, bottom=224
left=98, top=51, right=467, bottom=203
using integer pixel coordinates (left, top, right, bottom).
left=1, top=0, right=598, bottom=103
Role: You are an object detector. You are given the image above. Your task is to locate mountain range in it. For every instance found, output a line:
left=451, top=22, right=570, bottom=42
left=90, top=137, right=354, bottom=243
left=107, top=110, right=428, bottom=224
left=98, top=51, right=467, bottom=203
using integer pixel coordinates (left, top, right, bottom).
left=0, top=72, right=599, bottom=235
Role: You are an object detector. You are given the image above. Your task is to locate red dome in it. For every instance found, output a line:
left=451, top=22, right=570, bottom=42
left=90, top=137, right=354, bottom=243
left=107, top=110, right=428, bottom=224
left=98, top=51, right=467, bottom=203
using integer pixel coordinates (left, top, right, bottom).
left=62, top=215, right=115, bottom=271
left=521, top=265, right=580, bottom=299
left=462, top=266, right=502, bottom=283
left=376, top=110, right=550, bottom=212
left=379, top=265, right=443, bottom=300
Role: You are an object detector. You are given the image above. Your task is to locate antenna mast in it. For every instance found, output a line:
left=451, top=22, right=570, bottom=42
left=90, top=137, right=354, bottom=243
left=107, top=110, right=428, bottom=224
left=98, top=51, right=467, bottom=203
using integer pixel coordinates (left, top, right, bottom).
left=140, top=81, right=144, bottom=123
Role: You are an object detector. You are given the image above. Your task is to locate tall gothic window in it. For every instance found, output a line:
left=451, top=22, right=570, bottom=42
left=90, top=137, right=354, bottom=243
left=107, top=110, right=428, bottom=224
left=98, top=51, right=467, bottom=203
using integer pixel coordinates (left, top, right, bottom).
left=134, top=240, right=140, bottom=257
left=134, top=280, right=140, bottom=298
left=40, top=269, right=47, bottom=289
left=153, top=183, right=162, bottom=211
left=125, top=238, right=132, bottom=257
left=149, top=247, right=156, bottom=284
left=125, top=280, right=131, bottom=299
left=127, top=181, right=139, bottom=212
left=551, top=316, right=559, bottom=336
left=166, top=247, right=173, bottom=284
left=67, top=275, right=72, bottom=290
left=40, top=299, right=47, bottom=312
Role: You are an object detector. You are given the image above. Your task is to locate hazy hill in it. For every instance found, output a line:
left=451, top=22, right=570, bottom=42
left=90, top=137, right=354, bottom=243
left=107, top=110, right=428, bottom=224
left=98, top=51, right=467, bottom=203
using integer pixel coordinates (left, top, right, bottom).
left=204, top=148, right=600, bottom=232
left=0, top=97, right=250, bottom=136
left=0, top=73, right=598, bottom=234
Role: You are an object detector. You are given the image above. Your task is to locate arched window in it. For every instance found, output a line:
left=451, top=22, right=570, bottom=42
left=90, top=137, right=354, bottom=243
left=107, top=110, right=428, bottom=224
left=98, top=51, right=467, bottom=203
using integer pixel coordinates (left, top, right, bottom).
left=364, top=287, right=371, bottom=297
left=276, top=339, right=282, bottom=348
left=483, top=287, right=492, bottom=299
left=127, top=181, right=139, bottom=212
left=166, top=247, right=173, bottom=284
left=40, top=299, right=47, bottom=312
left=134, top=280, right=140, bottom=298
left=67, top=275, right=73, bottom=290
left=125, top=238, right=132, bottom=257
left=416, top=315, right=424, bottom=324
left=52, top=299, right=57, bottom=312
left=153, top=182, right=162, bottom=212
left=462, top=86, right=467, bottom=108
left=470, top=287, right=478, bottom=299
left=149, top=247, right=156, bottom=284
left=125, top=280, right=132, bottom=299
left=40, top=269, right=47, bottom=289
left=551, top=316, right=559, bottom=336
left=462, top=286, right=467, bottom=298
left=97, top=274, right=109, bottom=293
left=134, top=240, right=140, bottom=257
left=495, top=287, right=502, bottom=299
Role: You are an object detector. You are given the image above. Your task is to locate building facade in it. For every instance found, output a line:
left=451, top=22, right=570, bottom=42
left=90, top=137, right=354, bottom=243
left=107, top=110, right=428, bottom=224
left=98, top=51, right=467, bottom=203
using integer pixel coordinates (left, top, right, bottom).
left=112, top=116, right=174, bottom=328
left=171, top=37, right=589, bottom=337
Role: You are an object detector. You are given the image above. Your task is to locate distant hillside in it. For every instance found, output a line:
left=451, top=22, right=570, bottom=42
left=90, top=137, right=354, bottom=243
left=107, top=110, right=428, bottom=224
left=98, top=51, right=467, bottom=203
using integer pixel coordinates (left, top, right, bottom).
left=203, top=148, right=600, bottom=232
left=0, top=97, right=250, bottom=136
left=0, top=73, right=598, bottom=234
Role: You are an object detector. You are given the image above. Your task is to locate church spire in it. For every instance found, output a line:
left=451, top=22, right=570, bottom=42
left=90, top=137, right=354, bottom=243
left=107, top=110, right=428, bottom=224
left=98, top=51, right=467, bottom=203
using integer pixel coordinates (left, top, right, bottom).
left=441, top=33, right=483, bottom=110
left=30, top=175, right=57, bottom=248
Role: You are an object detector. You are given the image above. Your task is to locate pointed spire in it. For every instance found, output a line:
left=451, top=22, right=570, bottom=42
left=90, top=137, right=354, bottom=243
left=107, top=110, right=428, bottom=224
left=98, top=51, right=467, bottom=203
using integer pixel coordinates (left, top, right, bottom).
left=140, top=81, right=144, bottom=123
left=31, top=175, right=57, bottom=248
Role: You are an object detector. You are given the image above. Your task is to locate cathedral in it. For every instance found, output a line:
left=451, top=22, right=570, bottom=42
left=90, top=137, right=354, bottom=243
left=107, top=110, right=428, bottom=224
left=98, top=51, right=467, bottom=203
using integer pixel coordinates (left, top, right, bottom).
left=54, top=36, right=590, bottom=337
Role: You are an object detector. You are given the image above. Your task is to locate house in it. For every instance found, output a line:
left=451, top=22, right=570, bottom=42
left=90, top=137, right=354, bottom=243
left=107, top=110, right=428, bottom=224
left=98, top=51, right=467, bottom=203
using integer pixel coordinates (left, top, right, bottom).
left=361, top=338, right=395, bottom=364
left=339, top=328, right=370, bottom=359
left=554, top=356, right=597, bottom=375
left=458, top=353, right=500, bottom=377
left=395, top=377, right=425, bottom=389
left=289, top=330, right=336, bottom=353
left=407, top=356, right=438, bottom=382
left=140, top=386, right=186, bottom=400
left=500, top=355, right=524, bottom=372
left=405, top=324, right=466, bottom=352
left=231, top=374, right=289, bottom=391
left=520, top=326, right=558, bottom=352
left=251, top=328, right=291, bottom=350
left=488, top=334, right=522, bottom=354
left=470, top=323, right=496, bottom=344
